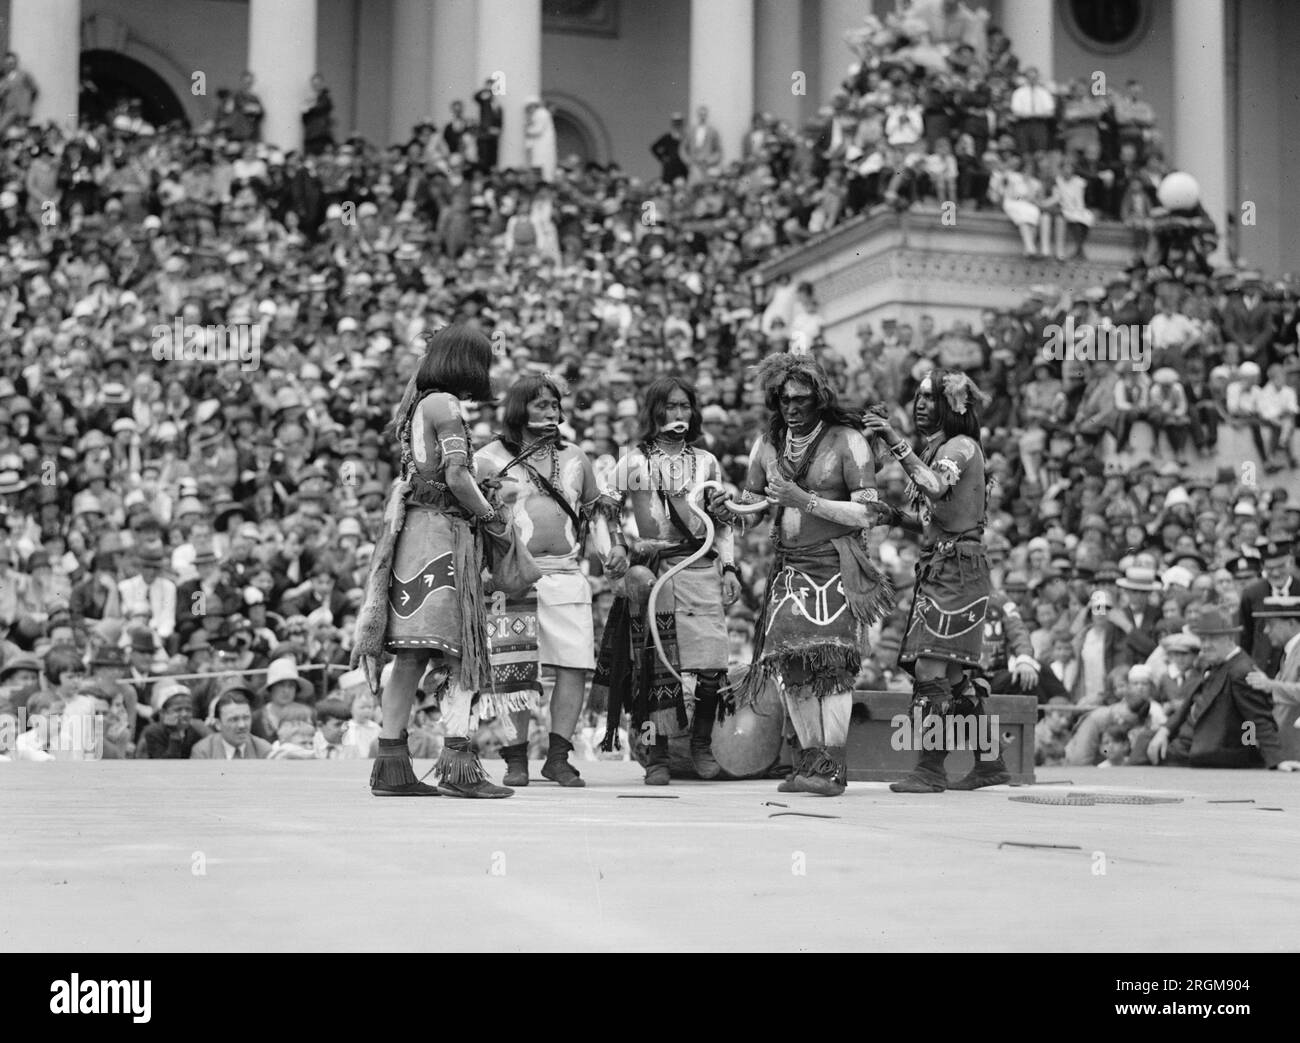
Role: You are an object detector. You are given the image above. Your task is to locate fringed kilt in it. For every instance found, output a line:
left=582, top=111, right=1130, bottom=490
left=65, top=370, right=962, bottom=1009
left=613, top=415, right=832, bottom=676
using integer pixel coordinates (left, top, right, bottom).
left=758, top=545, right=863, bottom=701
left=385, top=506, right=463, bottom=654
left=899, top=534, right=991, bottom=671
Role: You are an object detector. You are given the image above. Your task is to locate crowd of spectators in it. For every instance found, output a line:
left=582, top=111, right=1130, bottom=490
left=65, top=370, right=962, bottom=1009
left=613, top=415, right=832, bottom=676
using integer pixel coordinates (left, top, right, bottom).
left=1, top=2, right=1298, bottom=768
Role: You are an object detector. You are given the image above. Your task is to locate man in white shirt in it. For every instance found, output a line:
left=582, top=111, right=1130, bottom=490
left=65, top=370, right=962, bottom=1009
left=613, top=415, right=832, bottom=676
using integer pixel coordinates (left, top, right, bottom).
left=190, top=688, right=271, bottom=759
left=1255, top=363, right=1298, bottom=470
left=1009, top=67, right=1056, bottom=155
left=117, top=547, right=177, bottom=641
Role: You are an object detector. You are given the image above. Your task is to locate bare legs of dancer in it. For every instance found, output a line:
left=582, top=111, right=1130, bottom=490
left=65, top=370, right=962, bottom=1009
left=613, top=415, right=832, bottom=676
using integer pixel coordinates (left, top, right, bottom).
left=501, top=666, right=587, bottom=788
left=776, top=662, right=852, bottom=797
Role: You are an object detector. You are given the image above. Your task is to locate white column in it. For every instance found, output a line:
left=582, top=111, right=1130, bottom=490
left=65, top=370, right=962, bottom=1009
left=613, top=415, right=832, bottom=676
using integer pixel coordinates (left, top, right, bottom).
left=431, top=0, right=479, bottom=128
left=689, top=0, right=755, bottom=164
left=9, top=0, right=80, bottom=130
left=999, top=0, right=1055, bottom=80
left=1173, top=0, right=1228, bottom=262
left=390, top=0, right=434, bottom=143
left=476, top=0, right=541, bottom=169
left=248, top=0, right=318, bottom=150
left=754, top=0, right=802, bottom=126
left=818, top=0, right=865, bottom=97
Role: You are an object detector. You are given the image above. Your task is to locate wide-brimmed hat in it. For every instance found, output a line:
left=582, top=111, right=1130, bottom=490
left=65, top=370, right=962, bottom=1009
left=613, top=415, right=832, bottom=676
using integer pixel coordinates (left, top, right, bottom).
left=151, top=681, right=192, bottom=714
left=259, top=655, right=314, bottom=699
left=1116, top=565, right=1161, bottom=592
left=1188, top=608, right=1240, bottom=636
left=0, top=657, right=40, bottom=683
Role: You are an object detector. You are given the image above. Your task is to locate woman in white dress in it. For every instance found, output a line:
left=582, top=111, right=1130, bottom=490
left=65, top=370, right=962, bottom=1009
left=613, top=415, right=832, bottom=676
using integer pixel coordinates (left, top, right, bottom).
left=988, top=152, right=1041, bottom=255
left=1053, top=158, right=1095, bottom=260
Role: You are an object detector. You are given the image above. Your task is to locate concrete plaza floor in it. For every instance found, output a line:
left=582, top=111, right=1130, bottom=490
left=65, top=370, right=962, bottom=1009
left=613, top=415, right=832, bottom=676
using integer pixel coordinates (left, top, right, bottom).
left=2, top=761, right=1297, bottom=951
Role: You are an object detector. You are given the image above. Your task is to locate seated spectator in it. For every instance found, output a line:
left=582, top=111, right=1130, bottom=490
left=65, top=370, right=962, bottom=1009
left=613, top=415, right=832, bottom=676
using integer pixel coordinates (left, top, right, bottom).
left=1147, top=609, right=1299, bottom=769
left=337, top=668, right=380, bottom=757
left=1255, top=362, right=1298, bottom=472
left=251, top=655, right=315, bottom=742
left=1065, top=664, right=1161, bottom=765
left=1051, top=157, right=1094, bottom=260
left=987, top=152, right=1041, bottom=256
left=1098, top=723, right=1132, bottom=766
left=192, top=687, right=270, bottom=760
left=138, top=681, right=208, bottom=759
left=1035, top=696, right=1074, bottom=767
left=312, top=698, right=358, bottom=759
left=268, top=703, right=318, bottom=759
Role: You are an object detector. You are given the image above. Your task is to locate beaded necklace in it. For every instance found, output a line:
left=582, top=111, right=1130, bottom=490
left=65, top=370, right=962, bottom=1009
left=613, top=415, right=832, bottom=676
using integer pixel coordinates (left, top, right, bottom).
left=520, top=436, right=561, bottom=488
left=648, top=440, right=696, bottom=495
left=783, top=421, right=824, bottom=466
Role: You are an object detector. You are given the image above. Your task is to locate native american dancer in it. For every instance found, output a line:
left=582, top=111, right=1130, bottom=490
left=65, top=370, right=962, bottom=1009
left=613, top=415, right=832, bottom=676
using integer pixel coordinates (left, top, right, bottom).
left=715, top=354, right=894, bottom=796
left=596, top=378, right=740, bottom=785
left=862, top=368, right=1008, bottom=792
left=474, top=374, right=602, bottom=788
left=350, top=325, right=515, bottom=798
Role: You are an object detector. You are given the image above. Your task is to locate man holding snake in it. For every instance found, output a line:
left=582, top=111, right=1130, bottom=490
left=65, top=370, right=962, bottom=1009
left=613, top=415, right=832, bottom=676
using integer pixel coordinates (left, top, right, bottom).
left=599, top=378, right=740, bottom=786
left=716, top=354, right=894, bottom=797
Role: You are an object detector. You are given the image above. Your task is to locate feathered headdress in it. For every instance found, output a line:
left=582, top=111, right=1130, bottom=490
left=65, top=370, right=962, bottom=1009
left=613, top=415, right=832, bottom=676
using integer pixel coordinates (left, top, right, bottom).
left=939, top=372, right=990, bottom=415
left=753, top=351, right=824, bottom=392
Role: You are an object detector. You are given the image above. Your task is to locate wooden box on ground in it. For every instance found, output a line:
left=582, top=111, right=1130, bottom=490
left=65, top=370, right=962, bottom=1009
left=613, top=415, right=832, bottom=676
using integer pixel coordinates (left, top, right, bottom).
left=846, top=691, right=1036, bottom=784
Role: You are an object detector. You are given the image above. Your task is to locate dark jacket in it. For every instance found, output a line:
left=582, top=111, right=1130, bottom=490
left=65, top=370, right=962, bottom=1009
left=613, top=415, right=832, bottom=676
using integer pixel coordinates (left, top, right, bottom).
left=1238, top=573, right=1300, bottom=675
left=1164, top=650, right=1285, bottom=768
left=138, top=721, right=210, bottom=759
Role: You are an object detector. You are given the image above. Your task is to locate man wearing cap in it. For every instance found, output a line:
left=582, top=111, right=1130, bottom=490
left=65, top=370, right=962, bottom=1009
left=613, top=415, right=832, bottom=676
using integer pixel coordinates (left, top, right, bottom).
left=1239, top=538, right=1300, bottom=675
left=1148, top=608, right=1299, bottom=770
left=1244, top=597, right=1300, bottom=762
left=138, top=681, right=208, bottom=759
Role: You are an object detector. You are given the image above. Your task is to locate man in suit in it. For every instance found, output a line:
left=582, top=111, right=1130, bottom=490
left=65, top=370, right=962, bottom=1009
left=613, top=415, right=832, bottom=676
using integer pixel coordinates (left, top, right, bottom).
left=650, top=113, right=688, bottom=184
left=1245, top=596, right=1300, bottom=762
left=1220, top=272, right=1276, bottom=365
left=1238, top=538, right=1300, bottom=675
left=191, top=688, right=271, bottom=760
left=682, top=105, right=722, bottom=183
left=1147, top=608, right=1299, bottom=770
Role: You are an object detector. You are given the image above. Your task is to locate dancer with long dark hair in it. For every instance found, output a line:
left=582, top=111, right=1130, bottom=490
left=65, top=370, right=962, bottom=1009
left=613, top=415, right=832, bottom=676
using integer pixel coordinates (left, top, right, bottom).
left=716, top=354, right=893, bottom=796
left=351, top=325, right=515, bottom=798
left=596, top=377, right=739, bottom=785
left=475, top=373, right=601, bottom=788
left=863, top=367, right=1007, bottom=792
